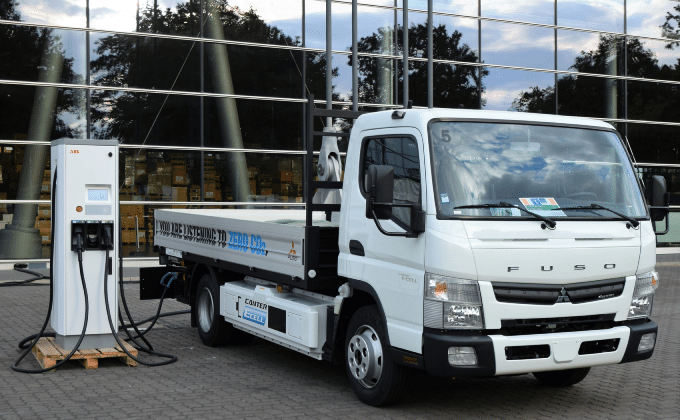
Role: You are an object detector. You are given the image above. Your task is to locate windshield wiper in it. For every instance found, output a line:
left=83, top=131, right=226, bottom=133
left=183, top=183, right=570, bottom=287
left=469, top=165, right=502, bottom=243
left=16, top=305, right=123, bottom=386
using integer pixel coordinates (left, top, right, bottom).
left=453, top=201, right=556, bottom=230
left=560, top=203, right=640, bottom=229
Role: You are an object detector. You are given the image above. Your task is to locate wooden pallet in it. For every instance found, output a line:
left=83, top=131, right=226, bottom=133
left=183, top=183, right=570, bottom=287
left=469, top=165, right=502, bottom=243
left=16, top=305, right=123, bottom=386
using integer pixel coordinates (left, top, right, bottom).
left=31, top=337, right=138, bottom=370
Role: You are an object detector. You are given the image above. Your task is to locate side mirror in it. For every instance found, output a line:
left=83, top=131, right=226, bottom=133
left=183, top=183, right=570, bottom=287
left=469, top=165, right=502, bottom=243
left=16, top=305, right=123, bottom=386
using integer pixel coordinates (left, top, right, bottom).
left=365, top=164, right=425, bottom=238
left=366, top=165, right=394, bottom=220
left=647, top=175, right=669, bottom=222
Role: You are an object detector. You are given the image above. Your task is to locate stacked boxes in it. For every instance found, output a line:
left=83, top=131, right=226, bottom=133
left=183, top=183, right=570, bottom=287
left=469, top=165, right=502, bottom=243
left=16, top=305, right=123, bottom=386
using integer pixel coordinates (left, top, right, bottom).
left=120, top=204, right=144, bottom=245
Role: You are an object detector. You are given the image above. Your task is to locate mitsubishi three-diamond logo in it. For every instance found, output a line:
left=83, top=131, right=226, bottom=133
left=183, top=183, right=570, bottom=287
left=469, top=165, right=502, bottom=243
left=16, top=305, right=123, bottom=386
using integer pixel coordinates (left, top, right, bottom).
left=556, top=287, right=571, bottom=303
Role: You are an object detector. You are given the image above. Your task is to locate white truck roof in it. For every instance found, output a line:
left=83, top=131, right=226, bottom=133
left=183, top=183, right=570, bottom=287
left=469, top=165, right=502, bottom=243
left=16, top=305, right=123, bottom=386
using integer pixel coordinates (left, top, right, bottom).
left=352, top=108, right=615, bottom=133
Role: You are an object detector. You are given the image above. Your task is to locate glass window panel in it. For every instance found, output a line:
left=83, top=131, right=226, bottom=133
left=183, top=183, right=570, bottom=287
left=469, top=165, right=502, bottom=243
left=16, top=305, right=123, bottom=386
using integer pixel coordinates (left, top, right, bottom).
left=481, top=0, right=554, bottom=25
left=202, top=44, right=303, bottom=98
left=627, top=0, right=680, bottom=39
left=0, top=25, right=86, bottom=85
left=431, top=0, right=479, bottom=16
left=482, top=68, right=555, bottom=112
left=558, top=31, right=624, bottom=76
left=432, top=15, right=478, bottom=62
left=627, top=37, right=680, bottom=82
left=204, top=98, right=304, bottom=150
left=91, top=89, right=200, bottom=145
left=636, top=166, right=680, bottom=210
left=482, top=21, right=554, bottom=70
left=227, top=0, right=302, bottom=41
left=0, top=201, right=53, bottom=259
left=628, top=79, right=680, bottom=124
left=557, top=0, right=623, bottom=33
left=91, top=32, right=200, bottom=92
left=305, top=51, right=340, bottom=103
left=556, top=73, right=623, bottom=119
left=91, top=0, right=199, bottom=36
left=433, top=63, right=481, bottom=109
left=336, top=52, right=397, bottom=106
left=119, top=149, right=305, bottom=203
left=12, top=0, right=86, bottom=28
left=397, top=10, right=428, bottom=58
left=628, top=123, right=680, bottom=166
left=0, top=85, right=87, bottom=141
left=305, top=0, right=351, bottom=51
left=357, top=3, right=397, bottom=57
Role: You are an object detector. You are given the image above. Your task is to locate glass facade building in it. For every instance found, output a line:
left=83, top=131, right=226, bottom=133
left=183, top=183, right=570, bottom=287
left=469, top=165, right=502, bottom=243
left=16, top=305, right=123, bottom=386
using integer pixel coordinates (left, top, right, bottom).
left=1, top=0, right=679, bottom=260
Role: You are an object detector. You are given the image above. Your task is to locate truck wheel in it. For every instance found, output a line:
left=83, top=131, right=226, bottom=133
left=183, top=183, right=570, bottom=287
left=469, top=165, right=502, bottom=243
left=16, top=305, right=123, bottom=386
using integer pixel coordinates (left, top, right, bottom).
left=344, top=305, right=407, bottom=407
left=195, top=274, right=251, bottom=346
left=532, top=367, right=590, bottom=387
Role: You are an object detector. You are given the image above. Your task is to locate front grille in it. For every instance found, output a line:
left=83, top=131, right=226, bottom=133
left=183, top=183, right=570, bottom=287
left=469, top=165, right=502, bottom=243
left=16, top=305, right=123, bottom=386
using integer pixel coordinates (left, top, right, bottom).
left=493, top=278, right=626, bottom=305
left=499, top=314, right=616, bottom=336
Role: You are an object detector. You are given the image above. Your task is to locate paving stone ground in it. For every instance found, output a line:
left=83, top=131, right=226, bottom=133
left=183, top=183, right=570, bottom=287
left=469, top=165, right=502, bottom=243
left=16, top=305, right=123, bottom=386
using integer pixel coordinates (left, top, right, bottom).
left=0, top=264, right=678, bottom=419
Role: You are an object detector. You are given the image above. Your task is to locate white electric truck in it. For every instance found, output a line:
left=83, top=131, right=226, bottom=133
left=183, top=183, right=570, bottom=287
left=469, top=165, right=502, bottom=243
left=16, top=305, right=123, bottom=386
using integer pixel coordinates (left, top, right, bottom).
left=148, top=101, right=667, bottom=406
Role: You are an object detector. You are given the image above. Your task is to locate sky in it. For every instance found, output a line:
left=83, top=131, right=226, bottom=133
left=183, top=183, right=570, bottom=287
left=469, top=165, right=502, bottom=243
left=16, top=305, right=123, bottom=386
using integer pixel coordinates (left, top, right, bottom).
left=11, top=0, right=680, bottom=113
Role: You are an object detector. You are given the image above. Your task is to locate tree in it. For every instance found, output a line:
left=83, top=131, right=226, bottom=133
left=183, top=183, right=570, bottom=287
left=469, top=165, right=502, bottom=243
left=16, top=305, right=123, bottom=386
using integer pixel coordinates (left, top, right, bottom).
left=0, top=0, right=80, bottom=142
left=352, top=23, right=485, bottom=108
left=511, top=34, right=680, bottom=165
left=90, top=0, right=331, bottom=150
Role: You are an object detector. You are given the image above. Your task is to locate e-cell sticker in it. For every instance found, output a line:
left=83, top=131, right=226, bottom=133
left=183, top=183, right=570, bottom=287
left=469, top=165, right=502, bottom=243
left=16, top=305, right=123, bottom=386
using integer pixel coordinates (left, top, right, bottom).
left=243, top=306, right=267, bottom=326
left=440, top=193, right=449, bottom=203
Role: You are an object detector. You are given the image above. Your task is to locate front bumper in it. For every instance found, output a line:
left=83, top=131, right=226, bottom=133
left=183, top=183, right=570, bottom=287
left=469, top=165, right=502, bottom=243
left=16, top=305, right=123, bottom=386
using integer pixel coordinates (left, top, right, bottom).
left=422, top=319, right=657, bottom=377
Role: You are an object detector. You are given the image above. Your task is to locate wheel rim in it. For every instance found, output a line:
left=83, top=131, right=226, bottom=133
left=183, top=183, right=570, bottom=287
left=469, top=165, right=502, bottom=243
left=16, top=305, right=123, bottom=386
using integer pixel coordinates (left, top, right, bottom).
left=197, top=287, right=214, bottom=333
left=347, top=325, right=383, bottom=388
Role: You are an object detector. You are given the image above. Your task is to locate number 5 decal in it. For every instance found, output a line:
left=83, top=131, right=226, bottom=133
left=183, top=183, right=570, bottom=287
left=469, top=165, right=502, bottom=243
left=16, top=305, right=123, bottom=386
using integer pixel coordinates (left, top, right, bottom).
left=442, top=130, right=451, bottom=142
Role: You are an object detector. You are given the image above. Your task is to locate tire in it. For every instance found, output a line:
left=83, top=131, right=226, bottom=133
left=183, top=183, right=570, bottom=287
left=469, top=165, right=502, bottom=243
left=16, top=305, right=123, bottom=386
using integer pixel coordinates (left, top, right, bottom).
left=344, top=305, right=408, bottom=407
left=195, top=274, right=251, bottom=346
left=532, top=367, right=590, bottom=387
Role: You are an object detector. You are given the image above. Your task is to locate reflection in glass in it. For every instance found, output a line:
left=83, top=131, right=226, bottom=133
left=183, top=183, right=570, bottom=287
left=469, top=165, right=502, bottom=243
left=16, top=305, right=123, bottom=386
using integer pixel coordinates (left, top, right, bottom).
left=0, top=85, right=86, bottom=141
left=628, top=123, right=680, bottom=166
left=627, top=37, right=680, bottom=82
left=14, top=0, right=86, bottom=28
left=628, top=78, right=680, bottom=124
left=481, top=0, right=554, bottom=25
left=482, top=21, right=554, bottom=70
left=483, top=67, right=554, bottom=112
left=627, top=0, right=680, bottom=39
left=205, top=98, right=303, bottom=151
left=432, top=63, right=483, bottom=109
left=432, top=15, right=478, bottom=61
left=0, top=24, right=86, bottom=85
left=119, top=148, right=305, bottom=202
left=553, top=73, right=623, bottom=119
left=557, top=31, right=624, bottom=76
left=91, top=33, right=200, bottom=92
left=557, top=0, right=623, bottom=33
left=430, top=122, right=646, bottom=219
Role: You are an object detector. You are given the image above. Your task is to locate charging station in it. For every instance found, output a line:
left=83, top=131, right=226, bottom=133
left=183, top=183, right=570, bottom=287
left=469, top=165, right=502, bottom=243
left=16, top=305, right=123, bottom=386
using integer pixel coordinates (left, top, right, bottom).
left=51, top=139, right=119, bottom=351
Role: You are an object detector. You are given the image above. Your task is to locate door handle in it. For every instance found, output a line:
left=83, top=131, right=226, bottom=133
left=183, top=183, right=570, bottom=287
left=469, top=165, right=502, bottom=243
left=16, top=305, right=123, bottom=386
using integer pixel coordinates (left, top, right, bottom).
left=349, top=240, right=365, bottom=256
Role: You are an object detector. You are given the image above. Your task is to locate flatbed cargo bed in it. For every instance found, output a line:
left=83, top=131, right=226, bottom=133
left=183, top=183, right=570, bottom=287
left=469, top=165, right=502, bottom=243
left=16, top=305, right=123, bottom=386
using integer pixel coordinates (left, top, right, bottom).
left=154, top=209, right=344, bottom=292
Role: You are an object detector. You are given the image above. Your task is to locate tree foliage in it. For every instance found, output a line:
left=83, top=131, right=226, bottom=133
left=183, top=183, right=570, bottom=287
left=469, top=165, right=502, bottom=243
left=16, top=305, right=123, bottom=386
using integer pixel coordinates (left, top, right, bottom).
left=0, top=0, right=79, bottom=140
left=353, top=23, right=485, bottom=108
left=90, top=0, right=330, bottom=149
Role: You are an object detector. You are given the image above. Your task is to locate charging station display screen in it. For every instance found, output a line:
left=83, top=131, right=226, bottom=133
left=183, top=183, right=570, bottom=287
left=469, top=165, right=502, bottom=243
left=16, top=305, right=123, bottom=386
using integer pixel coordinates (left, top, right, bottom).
left=87, top=189, right=108, bottom=202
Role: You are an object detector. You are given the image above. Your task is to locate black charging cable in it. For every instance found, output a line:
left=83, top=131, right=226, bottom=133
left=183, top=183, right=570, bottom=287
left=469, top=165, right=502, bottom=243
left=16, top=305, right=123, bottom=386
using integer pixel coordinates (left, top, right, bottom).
left=102, top=228, right=178, bottom=366
left=123, top=272, right=178, bottom=342
left=12, top=168, right=91, bottom=373
left=0, top=267, right=50, bottom=288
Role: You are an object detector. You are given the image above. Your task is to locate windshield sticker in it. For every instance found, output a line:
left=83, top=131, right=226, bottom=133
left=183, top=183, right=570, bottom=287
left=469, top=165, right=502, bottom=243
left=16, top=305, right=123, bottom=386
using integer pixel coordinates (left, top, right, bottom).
left=440, top=193, right=449, bottom=203
left=490, top=207, right=521, bottom=217
left=520, top=198, right=566, bottom=217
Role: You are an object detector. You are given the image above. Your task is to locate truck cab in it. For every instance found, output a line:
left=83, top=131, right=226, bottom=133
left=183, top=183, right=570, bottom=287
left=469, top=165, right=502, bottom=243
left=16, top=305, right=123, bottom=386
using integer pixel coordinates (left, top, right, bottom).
left=337, top=108, right=660, bottom=394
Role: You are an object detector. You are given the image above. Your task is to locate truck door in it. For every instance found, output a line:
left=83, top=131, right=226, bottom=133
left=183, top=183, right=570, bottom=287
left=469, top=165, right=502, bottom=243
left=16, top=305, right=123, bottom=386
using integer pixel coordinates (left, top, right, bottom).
left=343, top=127, right=426, bottom=354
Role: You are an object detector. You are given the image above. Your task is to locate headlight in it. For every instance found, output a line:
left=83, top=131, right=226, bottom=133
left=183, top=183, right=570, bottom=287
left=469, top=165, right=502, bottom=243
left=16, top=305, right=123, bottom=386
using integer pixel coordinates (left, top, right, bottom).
left=628, top=271, right=658, bottom=319
left=424, top=273, right=484, bottom=329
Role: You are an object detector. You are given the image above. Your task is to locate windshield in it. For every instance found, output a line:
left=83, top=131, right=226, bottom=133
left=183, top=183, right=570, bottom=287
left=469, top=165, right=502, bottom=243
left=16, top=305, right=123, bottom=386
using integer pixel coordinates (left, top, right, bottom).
left=430, top=121, right=647, bottom=220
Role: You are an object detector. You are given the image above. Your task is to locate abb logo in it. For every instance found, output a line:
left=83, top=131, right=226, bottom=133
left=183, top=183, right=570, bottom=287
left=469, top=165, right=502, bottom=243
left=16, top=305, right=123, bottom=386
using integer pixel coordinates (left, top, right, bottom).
left=70, top=149, right=79, bottom=154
